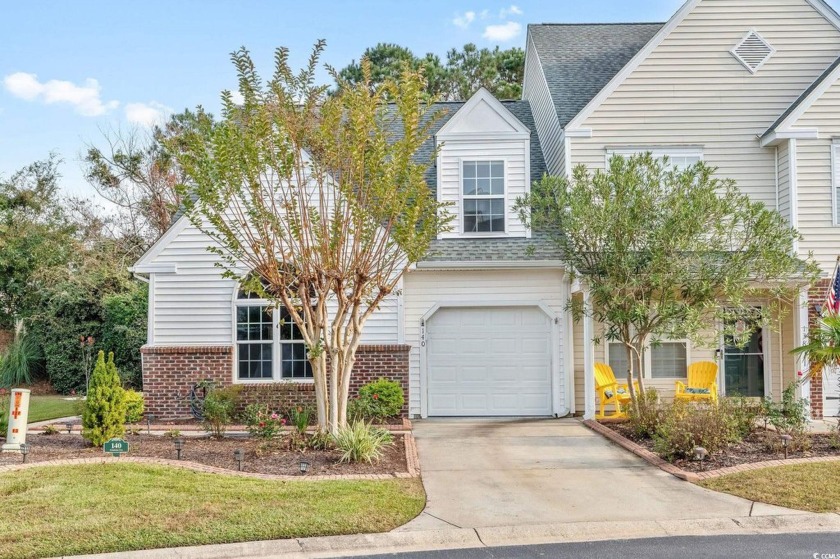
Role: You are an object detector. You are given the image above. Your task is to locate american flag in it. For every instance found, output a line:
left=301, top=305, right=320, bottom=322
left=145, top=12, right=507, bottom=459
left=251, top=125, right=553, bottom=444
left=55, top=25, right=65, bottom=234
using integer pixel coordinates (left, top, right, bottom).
left=825, top=257, right=840, bottom=315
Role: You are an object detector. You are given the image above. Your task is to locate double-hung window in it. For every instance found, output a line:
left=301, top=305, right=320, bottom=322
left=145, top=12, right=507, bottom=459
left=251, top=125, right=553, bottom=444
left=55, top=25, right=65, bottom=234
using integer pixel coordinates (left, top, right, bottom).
left=607, top=339, right=688, bottom=379
left=462, top=160, right=505, bottom=233
left=833, top=141, right=840, bottom=225
left=235, top=288, right=312, bottom=382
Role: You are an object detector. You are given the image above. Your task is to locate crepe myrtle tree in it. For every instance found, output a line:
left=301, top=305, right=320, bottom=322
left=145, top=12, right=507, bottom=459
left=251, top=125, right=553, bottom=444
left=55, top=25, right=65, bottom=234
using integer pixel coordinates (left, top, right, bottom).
left=171, top=43, right=451, bottom=434
left=516, top=153, right=817, bottom=407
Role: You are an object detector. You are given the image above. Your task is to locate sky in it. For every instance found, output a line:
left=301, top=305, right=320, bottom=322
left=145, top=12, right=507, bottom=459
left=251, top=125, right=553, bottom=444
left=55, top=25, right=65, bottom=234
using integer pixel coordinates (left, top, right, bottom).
left=0, top=0, right=834, bottom=200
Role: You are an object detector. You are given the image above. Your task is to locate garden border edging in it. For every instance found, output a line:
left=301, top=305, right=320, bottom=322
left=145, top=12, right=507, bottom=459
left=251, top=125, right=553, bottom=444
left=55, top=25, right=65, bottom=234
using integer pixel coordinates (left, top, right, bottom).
left=0, top=432, right=421, bottom=481
left=584, top=419, right=840, bottom=482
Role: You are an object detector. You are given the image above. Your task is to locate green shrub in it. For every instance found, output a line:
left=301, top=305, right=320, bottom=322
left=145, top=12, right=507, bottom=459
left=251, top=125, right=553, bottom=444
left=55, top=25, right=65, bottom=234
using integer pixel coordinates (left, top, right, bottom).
left=201, top=386, right=240, bottom=438
left=333, top=421, right=394, bottom=463
left=347, top=397, right=376, bottom=423
left=243, top=403, right=285, bottom=439
left=42, top=424, right=59, bottom=435
left=653, top=400, right=737, bottom=461
left=627, top=388, right=663, bottom=438
left=357, top=378, right=404, bottom=420
left=123, top=390, right=145, bottom=424
left=763, top=382, right=809, bottom=437
left=82, top=351, right=127, bottom=446
left=290, top=406, right=312, bottom=435
left=101, top=287, right=147, bottom=389
left=0, top=321, right=42, bottom=387
left=721, top=395, right=762, bottom=439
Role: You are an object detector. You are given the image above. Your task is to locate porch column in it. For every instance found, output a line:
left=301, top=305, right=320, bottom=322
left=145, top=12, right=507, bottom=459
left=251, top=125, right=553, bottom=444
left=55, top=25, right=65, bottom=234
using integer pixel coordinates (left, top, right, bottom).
left=795, top=287, right=812, bottom=417
left=583, top=286, right=596, bottom=420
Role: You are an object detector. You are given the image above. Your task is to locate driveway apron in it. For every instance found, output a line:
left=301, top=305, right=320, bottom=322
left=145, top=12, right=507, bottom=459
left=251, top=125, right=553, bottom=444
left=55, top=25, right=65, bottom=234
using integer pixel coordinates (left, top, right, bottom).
left=398, top=418, right=767, bottom=531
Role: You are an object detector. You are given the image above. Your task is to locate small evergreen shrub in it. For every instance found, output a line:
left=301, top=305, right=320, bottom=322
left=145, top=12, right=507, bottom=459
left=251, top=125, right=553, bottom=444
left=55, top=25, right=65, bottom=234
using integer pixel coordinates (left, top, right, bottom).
left=357, top=378, right=404, bottom=420
left=201, top=386, right=240, bottom=438
left=243, top=403, right=285, bottom=439
left=82, top=351, right=127, bottom=446
left=123, top=390, right=145, bottom=424
left=334, top=421, right=394, bottom=463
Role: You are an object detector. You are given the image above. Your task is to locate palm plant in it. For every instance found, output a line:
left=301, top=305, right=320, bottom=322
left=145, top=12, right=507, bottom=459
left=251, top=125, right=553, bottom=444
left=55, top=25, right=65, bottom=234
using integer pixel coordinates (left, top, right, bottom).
left=791, top=315, right=840, bottom=391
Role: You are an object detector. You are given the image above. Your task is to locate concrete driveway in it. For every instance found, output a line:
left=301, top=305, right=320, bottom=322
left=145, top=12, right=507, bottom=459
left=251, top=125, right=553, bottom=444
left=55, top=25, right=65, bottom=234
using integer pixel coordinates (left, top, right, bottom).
left=398, top=419, right=797, bottom=531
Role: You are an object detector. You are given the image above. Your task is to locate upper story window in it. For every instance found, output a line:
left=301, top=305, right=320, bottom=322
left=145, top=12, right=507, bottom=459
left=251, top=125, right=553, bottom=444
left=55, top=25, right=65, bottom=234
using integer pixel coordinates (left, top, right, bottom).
left=607, top=148, right=703, bottom=171
left=235, top=286, right=312, bottom=382
left=463, top=160, right=505, bottom=233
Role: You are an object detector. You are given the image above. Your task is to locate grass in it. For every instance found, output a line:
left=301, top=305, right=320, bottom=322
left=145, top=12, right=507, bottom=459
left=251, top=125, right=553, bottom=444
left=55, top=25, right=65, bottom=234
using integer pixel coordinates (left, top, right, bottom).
left=0, top=463, right=425, bottom=559
left=26, top=394, right=81, bottom=423
left=700, top=462, right=840, bottom=513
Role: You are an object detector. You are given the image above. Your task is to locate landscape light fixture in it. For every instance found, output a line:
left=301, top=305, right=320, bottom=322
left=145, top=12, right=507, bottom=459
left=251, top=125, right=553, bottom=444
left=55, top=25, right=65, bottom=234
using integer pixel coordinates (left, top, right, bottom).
left=780, top=434, right=792, bottom=459
left=65, top=422, right=73, bottom=435
left=693, top=446, right=708, bottom=471
left=299, top=460, right=310, bottom=474
left=20, top=444, right=30, bottom=464
left=146, top=414, right=155, bottom=435
left=234, top=449, right=244, bottom=472
left=174, top=438, right=184, bottom=460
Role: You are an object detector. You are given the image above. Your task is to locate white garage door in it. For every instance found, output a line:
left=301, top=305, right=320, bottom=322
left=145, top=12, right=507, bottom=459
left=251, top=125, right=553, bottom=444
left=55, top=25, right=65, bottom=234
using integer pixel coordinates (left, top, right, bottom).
left=427, top=306, right=553, bottom=416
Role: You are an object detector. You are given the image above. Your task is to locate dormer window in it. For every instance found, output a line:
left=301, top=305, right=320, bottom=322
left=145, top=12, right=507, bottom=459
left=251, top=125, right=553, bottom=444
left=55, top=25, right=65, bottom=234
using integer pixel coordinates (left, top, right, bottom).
left=463, top=160, right=505, bottom=233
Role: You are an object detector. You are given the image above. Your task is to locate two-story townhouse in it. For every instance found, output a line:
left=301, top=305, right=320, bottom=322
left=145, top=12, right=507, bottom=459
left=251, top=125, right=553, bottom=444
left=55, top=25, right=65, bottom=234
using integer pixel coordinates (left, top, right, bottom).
left=524, top=0, right=840, bottom=418
left=135, top=0, right=840, bottom=421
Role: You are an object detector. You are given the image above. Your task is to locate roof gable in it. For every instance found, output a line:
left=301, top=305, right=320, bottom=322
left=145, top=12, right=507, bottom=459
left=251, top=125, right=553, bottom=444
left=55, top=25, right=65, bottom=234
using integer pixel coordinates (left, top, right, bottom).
left=436, top=88, right=530, bottom=137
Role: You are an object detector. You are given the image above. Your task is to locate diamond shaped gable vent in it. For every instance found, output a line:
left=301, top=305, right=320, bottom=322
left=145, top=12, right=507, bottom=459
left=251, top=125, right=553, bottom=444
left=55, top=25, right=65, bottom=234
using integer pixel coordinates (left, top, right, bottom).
left=731, top=30, right=775, bottom=74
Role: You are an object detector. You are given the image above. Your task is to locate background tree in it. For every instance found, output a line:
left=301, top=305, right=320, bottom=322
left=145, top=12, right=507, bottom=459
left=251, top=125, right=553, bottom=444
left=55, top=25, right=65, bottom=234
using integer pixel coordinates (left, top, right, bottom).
left=174, top=44, right=450, bottom=433
left=336, top=42, right=524, bottom=100
left=81, top=108, right=213, bottom=254
left=517, top=153, right=817, bottom=405
left=0, top=155, right=76, bottom=329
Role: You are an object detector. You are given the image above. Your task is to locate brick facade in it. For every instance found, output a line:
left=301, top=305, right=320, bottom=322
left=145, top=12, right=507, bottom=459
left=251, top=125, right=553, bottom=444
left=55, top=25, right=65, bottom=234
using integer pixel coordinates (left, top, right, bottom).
left=140, top=344, right=410, bottom=420
left=807, top=278, right=831, bottom=419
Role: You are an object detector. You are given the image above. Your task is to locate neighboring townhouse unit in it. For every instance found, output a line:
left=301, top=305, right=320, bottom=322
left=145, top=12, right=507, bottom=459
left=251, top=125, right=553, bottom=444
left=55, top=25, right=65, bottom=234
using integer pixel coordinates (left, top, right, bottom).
left=134, top=0, right=840, bottom=421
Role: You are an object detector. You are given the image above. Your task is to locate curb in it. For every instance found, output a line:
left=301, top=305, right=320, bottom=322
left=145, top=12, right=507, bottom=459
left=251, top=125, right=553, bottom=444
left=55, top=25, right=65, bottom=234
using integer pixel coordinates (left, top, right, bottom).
left=583, top=419, right=840, bottom=482
left=0, top=434, right=421, bottom=481
left=49, top=513, right=840, bottom=559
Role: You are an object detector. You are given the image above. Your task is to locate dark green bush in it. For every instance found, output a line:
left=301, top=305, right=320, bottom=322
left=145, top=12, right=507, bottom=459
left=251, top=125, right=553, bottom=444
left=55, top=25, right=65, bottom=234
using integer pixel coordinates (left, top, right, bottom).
left=101, top=287, right=147, bottom=389
left=357, top=378, right=404, bottom=420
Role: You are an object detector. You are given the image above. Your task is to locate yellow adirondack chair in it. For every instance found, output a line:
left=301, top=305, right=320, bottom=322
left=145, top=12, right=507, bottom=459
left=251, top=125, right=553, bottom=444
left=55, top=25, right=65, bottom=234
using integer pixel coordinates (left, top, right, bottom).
left=675, top=361, right=719, bottom=403
left=594, top=362, right=639, bottom=419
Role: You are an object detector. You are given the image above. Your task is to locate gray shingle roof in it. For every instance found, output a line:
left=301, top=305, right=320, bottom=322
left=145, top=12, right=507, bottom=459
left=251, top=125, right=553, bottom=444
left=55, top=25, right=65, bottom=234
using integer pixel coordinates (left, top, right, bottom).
left=528, top=23, right=663, bottom=128
left=762, top=54, right=840, bottom=140
left=423, top=231, right=561, bottom=263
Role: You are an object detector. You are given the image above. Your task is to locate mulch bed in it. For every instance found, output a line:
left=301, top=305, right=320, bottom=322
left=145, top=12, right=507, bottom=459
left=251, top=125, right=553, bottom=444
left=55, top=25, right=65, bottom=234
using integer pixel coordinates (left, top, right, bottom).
left=0, top=432, right=407, bottom=476
left=605, top=421, right=840, bottom=473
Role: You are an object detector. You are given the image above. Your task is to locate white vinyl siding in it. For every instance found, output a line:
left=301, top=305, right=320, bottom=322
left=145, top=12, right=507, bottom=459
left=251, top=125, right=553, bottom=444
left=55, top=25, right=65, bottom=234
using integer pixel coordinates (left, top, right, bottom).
left=148, top=219, right=399, bottom=347
left=403, top=268, right=566, bottom=417
left=573, top=0, right=840, bottom=213
left=523, top=33, right=565, bottom=176
left=792, top=77, right=840, bottom=274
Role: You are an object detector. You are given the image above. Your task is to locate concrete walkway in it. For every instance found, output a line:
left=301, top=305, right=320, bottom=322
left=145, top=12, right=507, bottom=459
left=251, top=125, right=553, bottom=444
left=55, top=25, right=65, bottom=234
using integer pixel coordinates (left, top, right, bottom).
left=398, top=418, right=800, bottom=531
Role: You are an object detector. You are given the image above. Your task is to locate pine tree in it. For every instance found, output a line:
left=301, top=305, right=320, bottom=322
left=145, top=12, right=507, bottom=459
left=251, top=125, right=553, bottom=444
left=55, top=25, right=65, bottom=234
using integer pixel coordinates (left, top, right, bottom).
left=82, top=351, right=126, bottom=446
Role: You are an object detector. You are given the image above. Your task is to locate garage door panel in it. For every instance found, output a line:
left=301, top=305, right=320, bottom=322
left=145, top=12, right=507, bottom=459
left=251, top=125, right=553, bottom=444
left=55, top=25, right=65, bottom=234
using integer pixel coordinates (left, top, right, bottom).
left=427, top=306, right=553, bottom=417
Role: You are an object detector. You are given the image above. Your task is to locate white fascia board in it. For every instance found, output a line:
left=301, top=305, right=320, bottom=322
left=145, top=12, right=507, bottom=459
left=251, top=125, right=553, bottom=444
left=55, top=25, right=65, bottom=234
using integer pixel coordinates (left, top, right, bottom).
left=132, top=214, right=190, bottom=268
left=763, top=62, right=840, bottom=141
left=807, top=0, right=840, bottom=32
left=760, top=129, right=820, bottom=148
left=129, top=263, right=178, bottom=274
left=563, top=128, right=592, bottom=139
left=437, top=87, right=531, bottom=137
left=564, top=0, right=701, bottom=130
left=435, top=131, right=529, bottom=141
left=415, top=260, right=564, bottom=270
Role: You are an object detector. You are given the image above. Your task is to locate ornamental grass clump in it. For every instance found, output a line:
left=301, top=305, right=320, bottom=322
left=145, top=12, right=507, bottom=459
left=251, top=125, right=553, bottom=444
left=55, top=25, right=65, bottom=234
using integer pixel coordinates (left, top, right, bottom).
left=334, top=421, right=394, bottom=463
left=82, top=351, right=126, bottom=446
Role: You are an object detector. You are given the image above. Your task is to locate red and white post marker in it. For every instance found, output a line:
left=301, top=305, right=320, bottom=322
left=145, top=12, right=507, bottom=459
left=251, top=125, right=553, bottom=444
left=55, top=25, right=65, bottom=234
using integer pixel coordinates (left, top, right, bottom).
left=2, top=388, right=31, bottom=452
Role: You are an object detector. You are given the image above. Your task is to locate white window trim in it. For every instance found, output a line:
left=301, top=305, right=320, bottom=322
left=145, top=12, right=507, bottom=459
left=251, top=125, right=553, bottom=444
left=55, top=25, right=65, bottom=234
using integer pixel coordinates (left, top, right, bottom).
left=718, top=305, right=772, bottom=399
left=605, top=146, right=704, bottom=168
left=231, top=297, right=314, bottom=385
left=459, top=157, right=510, bottom=238
left=605, top=338, right=691, bottom=380
left=832, top=139, right=840, bottom=227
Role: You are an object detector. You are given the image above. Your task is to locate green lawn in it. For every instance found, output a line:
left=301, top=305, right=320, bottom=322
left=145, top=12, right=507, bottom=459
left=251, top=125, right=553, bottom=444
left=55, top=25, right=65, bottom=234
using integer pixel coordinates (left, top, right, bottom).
left=0, top=463, right=425, bottom=559
left=26, top=394, right=81, bottom=423
left=700, top=462, right=840, bottom=513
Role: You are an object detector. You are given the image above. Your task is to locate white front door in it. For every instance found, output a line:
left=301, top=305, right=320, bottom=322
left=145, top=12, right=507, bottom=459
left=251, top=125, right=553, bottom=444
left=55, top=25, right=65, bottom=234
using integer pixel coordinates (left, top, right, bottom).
left=426, top=306, right=553, bottom=416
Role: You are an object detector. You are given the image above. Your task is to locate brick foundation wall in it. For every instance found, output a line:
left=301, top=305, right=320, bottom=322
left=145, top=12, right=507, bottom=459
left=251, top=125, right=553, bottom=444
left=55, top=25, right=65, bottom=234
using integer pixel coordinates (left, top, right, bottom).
left=141, top=344, right=410, bottom=420
left=807, top=278, right=831, bottom=419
